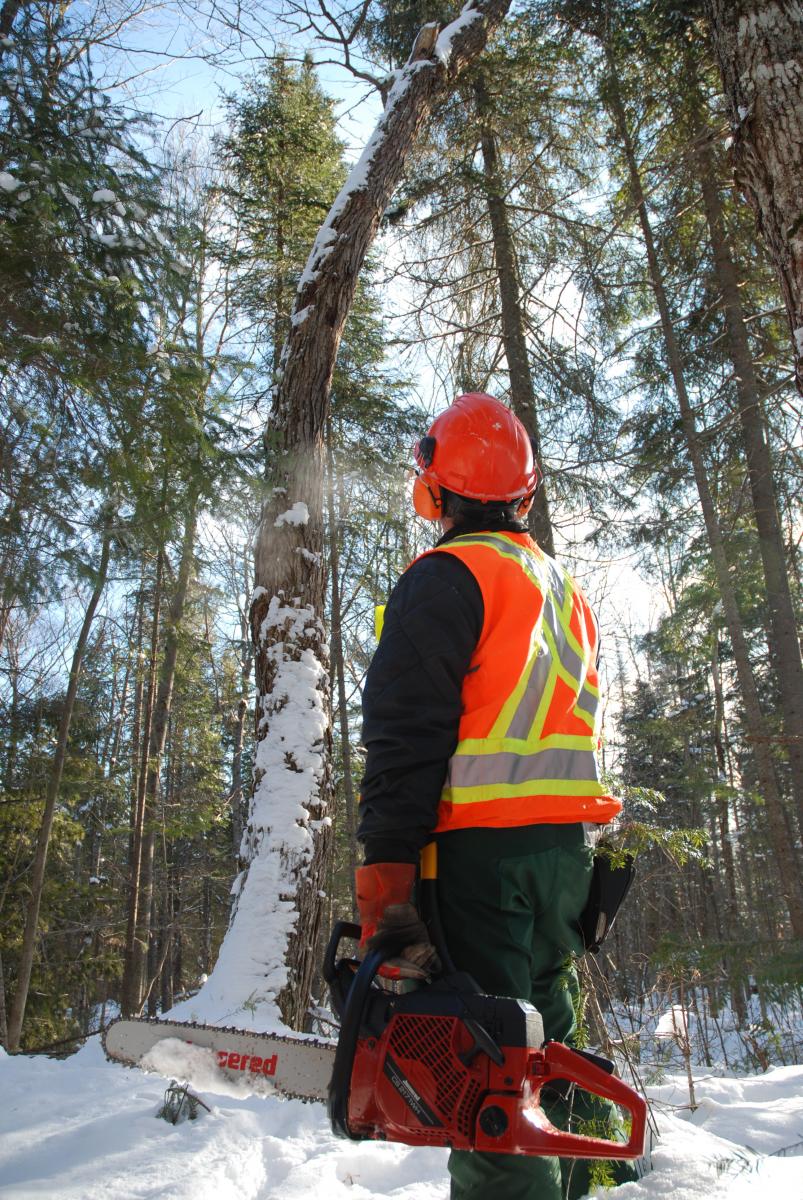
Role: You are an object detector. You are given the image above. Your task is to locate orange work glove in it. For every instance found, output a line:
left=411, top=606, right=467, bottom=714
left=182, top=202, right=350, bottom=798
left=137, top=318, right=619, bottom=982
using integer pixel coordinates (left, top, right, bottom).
left=355, top=863, right=440, bottom=989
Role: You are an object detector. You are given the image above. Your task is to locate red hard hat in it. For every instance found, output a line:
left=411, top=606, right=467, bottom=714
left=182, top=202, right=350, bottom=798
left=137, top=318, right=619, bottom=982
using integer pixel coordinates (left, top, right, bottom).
left=413, top=393, right=540, bottom=504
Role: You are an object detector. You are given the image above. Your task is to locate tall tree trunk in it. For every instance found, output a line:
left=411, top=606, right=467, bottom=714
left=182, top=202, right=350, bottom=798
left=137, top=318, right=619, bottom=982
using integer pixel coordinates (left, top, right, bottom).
left=231, top=564, right=253, bottom=861
left=121, top=552, right=164, bottom=1017
left=605, top=54, right=803, bottom=937
left=130, top=496, right=199, bottom=1013
left=6, top=523, right=113, bottom=1050
left=326, top=427, right=357, bottom=916
left=712, top=631, right=747, bottom=1024
left=146, top=894, right=159, bottom=1018
left=704, top=0, right=803, bottom=393
left=201, top=875, right=213, bottom=976
left=207, top=0, right=514, bottom=1031
left=686, top=71, right=803, bottom=838
left=84, top=614, right=131, bottom=878
left=0, top=951, right=8, bottom=1049
left=3, top=642, right=20, bottom=794
left=475, top=74, right=555, bottom=556
left=173, top=845, right=183, bottom=1001
left=711, top=633, right=739, bottom=929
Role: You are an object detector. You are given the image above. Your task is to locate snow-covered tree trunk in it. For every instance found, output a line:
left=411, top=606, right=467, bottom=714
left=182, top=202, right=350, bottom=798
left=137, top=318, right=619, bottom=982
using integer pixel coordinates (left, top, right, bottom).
left=195, top=0, right=513, bottom=1032
left=704, top=0, right=803, bottom=392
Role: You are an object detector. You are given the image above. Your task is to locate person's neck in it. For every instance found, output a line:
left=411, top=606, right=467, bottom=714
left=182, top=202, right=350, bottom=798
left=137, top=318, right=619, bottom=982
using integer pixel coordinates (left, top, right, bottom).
left=436, top=520, right=528, bottom=546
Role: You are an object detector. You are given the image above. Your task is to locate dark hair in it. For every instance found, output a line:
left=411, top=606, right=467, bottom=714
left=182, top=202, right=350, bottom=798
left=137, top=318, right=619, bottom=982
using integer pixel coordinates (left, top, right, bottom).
left=441, top=488, right=528, bottom=533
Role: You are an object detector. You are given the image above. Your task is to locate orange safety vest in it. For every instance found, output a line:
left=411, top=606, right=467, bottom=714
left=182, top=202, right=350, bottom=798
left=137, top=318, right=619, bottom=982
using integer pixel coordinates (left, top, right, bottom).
left=415, top=530, right=621, bottom=833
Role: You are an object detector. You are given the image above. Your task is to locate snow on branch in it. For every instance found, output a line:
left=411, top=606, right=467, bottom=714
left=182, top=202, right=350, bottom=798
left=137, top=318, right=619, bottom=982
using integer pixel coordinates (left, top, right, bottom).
left=272, top=0, right=513, bottom=429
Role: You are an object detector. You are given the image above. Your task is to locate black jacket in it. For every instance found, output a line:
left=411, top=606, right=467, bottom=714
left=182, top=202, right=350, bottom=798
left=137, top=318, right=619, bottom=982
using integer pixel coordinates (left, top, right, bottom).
left=358, top=519, right=527, bottom=865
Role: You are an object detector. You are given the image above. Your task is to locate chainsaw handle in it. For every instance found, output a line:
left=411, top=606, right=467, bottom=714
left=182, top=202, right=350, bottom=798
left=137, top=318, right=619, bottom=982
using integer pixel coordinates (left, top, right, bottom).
left=327, top=946, right=386, bottom=1140
left=322, top=920, right=361, bottom=987
left=481, top=1040, right=646, bottom=1160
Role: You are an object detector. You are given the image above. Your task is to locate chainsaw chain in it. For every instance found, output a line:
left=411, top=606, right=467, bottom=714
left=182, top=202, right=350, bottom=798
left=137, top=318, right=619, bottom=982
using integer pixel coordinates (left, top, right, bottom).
left=101, top=1015, right=337, bottom=1105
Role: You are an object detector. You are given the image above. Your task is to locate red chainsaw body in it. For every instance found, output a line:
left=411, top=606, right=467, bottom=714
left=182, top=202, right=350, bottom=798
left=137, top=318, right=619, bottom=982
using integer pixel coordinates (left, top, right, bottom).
left=324, top=924, right=646, bottom=1160
left=347, top=1010, right=646, bottom=1159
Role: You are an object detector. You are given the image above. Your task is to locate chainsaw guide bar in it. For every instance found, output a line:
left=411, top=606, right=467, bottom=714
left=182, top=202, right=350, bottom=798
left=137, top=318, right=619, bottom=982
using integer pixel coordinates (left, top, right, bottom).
left=102, top=1016, right=336, bottom=1103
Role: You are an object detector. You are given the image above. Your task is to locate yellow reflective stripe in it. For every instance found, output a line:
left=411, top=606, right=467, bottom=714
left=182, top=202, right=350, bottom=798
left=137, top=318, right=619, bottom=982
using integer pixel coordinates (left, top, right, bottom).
left=374, top=604, right=386, bottom=641
left=444, top=779, right=609, bottom=806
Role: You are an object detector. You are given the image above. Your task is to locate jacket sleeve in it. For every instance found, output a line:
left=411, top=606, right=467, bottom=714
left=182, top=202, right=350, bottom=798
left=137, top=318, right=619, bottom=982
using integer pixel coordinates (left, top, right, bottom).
left=357, top=552, right=483, bottom=865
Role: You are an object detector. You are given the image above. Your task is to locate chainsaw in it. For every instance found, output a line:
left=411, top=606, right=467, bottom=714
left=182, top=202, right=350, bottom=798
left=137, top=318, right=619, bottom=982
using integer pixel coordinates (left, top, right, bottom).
left=104, top=919, right=646, bottom=1161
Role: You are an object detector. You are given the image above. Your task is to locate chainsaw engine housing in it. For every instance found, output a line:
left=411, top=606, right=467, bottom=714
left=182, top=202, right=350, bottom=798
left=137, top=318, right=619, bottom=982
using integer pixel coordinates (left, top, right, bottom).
left=324, top=922, right=646, bottom=1160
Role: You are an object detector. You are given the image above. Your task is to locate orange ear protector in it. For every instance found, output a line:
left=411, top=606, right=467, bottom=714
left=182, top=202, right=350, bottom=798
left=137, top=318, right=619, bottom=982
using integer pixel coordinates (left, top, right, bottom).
left=413, top=474, right=442, bottom=520
left=412, top=435, right=442, bottom=521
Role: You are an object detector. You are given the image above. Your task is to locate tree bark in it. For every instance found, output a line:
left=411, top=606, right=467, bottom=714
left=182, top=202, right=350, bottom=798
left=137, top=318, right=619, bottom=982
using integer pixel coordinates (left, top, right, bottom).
left=121, top=552, right=163, bottom=1017
left=605, top=54, right=803, bottom=937
left=6, top=523, right=113, bottom=1050
left=231, top=553, right=253, bottom=861
left=326, top=427, right=357, bottom=916
left=704, top=0, right=803, bottom=392
left=236, top=0, right=514, bottom=1029
left=475, top=74, right=555, bottom=556
left=686, top=68, right=803, bottom=839
left=130, top=496, right=199, bottom=1013
left=0, top=951, right=8, bottom=1049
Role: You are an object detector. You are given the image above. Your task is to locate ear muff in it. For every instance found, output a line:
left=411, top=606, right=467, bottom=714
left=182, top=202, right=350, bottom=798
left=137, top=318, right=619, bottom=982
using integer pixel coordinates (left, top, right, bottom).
left=413, top=475, right=442, bottom=520
left=516, top=493, right=535, bottom=518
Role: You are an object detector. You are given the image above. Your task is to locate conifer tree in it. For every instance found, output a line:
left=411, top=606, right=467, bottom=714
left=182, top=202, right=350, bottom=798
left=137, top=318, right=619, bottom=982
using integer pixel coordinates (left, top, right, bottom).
left=0, top=1, right=172, bottom=652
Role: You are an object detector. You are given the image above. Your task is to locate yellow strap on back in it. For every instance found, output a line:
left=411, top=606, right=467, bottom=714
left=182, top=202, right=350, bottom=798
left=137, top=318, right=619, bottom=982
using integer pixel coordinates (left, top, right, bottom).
left=374, top=604, right=386, bottom=641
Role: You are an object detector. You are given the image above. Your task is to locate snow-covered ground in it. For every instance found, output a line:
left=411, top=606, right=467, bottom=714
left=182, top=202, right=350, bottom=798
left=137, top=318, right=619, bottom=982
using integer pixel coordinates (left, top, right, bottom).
left=1, top=1038, right=801, bottom=1200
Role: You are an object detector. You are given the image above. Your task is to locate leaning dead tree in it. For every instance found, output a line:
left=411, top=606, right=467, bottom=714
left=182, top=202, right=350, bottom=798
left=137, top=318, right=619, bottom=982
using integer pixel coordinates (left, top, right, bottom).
left=202, top=0, right=514, bottom=1030
left=704, top=0, right=803, bottom=393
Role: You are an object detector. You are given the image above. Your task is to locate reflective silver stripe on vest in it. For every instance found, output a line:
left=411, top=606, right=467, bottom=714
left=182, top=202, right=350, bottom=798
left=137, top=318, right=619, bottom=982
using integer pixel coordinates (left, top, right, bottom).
left=506, top=639, right=554, bottom=740
left=447, top=747, right=600, bottom=788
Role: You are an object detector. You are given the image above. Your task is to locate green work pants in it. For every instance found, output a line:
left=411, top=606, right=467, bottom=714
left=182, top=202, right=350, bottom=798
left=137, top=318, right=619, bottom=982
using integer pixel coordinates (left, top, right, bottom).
left=435, top=823, right=634, bottom=1200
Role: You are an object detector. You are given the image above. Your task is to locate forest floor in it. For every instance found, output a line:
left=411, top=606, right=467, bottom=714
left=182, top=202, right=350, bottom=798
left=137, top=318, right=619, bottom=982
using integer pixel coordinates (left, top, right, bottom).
left=1, top=1036, right=802, bottom=1199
